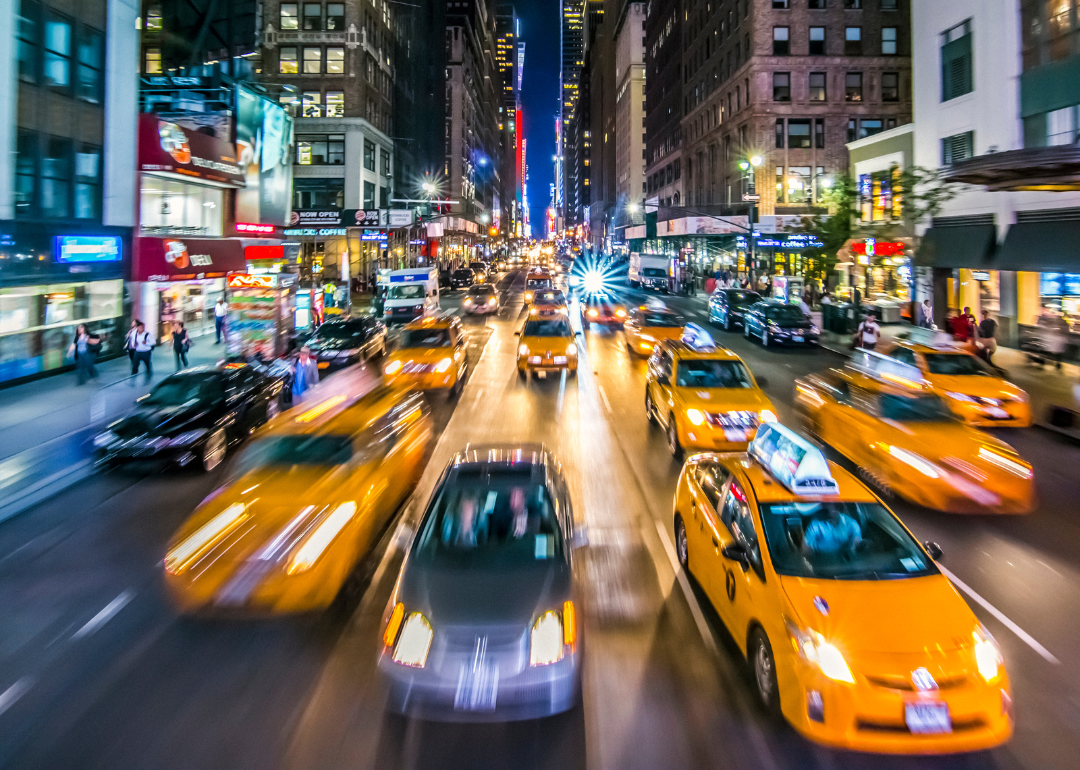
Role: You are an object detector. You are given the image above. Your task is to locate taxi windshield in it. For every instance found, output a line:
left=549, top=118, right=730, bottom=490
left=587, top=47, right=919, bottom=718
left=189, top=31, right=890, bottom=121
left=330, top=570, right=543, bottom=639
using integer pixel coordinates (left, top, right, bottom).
left=676, top=360, right=753, bottom=388
left=759, top=501, right=937, bottom=580
left=401, top=328, right=451, bottom=347
left=643, top=312, right=683, bottom=327
left=522, top=319, right=573, bottom=337
left=414, top=470, right=562, bottom=566
left=388, top=284, right=425, bottom=300
left=526, top=278, right=552, bottom=289
left=230, top=434, right=354, bottom=476
left=879, top=393, right=954, bottom=422
left=923, top=353, right=992, bottom=376
left=535, top=291, right=565, bottom=303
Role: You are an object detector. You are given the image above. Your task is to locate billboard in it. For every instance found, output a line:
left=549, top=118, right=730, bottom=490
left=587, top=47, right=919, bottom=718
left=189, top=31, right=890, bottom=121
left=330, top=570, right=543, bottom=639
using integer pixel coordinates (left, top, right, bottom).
left=55, top=236, right=123, bottom=263
left=235, top=86, right=295, bottom=226
left=138, top=114, right=245, bottom=186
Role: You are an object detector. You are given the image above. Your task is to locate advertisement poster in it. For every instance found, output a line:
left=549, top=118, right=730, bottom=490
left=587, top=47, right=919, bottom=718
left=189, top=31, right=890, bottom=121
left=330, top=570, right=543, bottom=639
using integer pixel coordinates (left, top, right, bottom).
left=235, top=86, right=295, bottom=226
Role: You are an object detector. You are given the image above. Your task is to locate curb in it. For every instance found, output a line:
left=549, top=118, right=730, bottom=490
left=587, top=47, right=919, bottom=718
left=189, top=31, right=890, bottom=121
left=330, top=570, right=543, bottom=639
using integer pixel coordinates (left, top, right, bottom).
left=0, top=459, right=94, bottom=525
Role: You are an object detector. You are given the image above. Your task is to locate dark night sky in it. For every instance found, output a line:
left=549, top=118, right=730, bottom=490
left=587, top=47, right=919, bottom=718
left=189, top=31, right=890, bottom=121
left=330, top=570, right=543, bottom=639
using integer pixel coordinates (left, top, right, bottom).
left=516, top=0, right=559, bottom=238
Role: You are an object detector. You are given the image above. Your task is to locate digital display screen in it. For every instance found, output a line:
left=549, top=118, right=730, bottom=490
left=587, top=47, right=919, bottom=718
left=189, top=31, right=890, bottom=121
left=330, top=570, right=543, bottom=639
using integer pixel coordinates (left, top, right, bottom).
left=54, top=236, right=123, bottom=263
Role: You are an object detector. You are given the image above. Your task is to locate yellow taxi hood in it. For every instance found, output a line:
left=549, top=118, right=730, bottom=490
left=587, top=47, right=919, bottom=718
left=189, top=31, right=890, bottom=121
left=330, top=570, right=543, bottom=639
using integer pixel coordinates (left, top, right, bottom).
left=390, top=346, right=454, bottom=362
left=780, top=573, right=976, bottom=654
left=677, top=387, right=772, bottom=411
left=641, top=326, right=684, bottom=341
left=927, top=374, right=1025, bottom=400
left=881, top=420, right=1013, bottom=463
left=521, top=335, right=576, bottom=354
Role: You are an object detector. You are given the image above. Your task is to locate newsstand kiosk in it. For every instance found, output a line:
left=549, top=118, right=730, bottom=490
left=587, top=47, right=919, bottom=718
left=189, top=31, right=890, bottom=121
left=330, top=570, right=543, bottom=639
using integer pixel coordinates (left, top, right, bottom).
left=225, top=272, right=297, bottom=359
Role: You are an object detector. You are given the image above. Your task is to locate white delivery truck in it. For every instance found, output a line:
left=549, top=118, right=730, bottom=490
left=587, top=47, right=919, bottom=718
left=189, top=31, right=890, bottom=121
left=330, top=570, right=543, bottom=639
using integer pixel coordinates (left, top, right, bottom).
left=628, top=252, right=670, bottom=292
left=383, top=267, right=440, bottom=323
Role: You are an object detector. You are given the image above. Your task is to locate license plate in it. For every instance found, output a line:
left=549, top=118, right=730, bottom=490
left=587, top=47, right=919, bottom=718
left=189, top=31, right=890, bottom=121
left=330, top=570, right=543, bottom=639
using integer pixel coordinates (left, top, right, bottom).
left=318, top=362, right=330, bottom=369
left=537, top=370, right=547, bottom=379
left=905, top=702, right=951, bottom=734
left=454, top=663, right=499, bottom=712
left=723, top=428, right=747, bottom=442
left=986, top=407, right=1009, bottom=419
left=792, top=335, right=804, bottom=342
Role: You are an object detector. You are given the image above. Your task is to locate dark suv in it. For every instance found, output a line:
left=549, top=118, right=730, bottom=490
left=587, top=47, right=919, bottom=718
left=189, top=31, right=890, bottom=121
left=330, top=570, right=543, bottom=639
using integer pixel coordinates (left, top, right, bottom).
left=708, top=288, right=761, bottom=331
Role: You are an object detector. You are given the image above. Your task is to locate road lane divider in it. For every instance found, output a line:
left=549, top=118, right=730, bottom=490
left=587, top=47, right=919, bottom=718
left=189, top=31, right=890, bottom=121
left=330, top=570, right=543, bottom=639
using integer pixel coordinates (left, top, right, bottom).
left=0, top=677, right=34, bottom=718
left=72, top=590, right=134, bottom=640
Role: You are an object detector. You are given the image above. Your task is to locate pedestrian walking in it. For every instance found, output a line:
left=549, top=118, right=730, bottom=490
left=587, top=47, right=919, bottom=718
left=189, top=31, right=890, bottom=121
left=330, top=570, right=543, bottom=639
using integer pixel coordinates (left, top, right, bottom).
left=291, top=346, right=319, bottom=402
left=917, top=298, right=934, bottom=329
left=214, top=298, right=227, bottom=343
left=172, top=321, right=192, bottom=369
left=976, top=310, right=998, bottom=364
left=68, top=324, right=101, bottom=385
left=131, top=322, right=155, bottom=377
left=853, top=314, right=881, bottom=351
left=123, top=319, right=138, bottom=366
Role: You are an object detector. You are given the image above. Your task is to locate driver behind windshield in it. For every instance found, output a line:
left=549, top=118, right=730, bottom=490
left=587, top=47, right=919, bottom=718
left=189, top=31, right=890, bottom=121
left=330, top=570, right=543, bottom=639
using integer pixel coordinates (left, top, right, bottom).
left=803, top=509, right=863, bottom=555
left=401, top=329, right=451, bottom=347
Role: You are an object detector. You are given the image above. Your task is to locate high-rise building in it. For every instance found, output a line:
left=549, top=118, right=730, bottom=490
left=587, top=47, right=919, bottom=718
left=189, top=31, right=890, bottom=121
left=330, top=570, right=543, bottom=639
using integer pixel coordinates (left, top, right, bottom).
left=643, top=0, right=684, bottom=210
left=559, top=0, right=585, bottom=228
left=614, top=2, right=648, bottom=235
left=496, top=6, right=525, bottom=238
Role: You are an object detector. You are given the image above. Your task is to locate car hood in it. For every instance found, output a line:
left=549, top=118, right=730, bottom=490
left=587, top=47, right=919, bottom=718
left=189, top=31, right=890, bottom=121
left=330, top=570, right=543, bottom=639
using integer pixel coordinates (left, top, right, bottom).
left=398, top=560, right=568, bottom=627
left=640, top=326, right=684, bottom=340
left=926, top=374, right=1025, bottom=401
left=113, top=402, right=216, bottom=438
left=309, top=336, right=366, bottom=351
left=880, top=419, right=1017, bottom=464
left=677, top=387, right=772, bottom=411
left=780, top=573, right=976, bottom=654
left=389, top=347, right=454, bottom=363
left=521, top=336, right=576, bottom=354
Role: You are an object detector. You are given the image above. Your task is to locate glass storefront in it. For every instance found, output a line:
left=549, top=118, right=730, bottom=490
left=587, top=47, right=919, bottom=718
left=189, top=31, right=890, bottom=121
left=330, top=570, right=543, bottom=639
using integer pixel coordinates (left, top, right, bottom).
left=0, top=279, right=124, bottom=383
left=139, top=174, right=225, bottom=236
left=155, top=278, right=225, bottom=341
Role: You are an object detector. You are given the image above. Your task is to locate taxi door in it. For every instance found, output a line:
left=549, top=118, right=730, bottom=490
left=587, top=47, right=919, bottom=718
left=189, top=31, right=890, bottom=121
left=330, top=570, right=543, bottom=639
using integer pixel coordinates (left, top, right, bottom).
left=648, top=348, right=676, bottom=426
left=688, top=462, right=731, bottom=597
left=624, top=309, right=642, bottom=348
left=713, top=480, right=772, bottom=653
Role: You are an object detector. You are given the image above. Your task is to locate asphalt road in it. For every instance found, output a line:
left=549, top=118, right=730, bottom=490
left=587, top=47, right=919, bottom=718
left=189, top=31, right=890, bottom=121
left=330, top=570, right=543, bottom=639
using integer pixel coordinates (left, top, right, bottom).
left=0, top=269, right=1077, bottom=770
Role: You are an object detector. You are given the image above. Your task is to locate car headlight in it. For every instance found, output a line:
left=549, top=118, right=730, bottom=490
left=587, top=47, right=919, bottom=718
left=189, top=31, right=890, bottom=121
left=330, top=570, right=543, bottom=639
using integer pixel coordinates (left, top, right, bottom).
left=384, top=360, right=403, bottom=375
left=525, top=292, right=534, bottom=301
left=809, top=324, right=820, bottom=334
left=945, top=391, right=976, bottom=403
left=93, top=431, right=118, bottom=448
left=530, top=610, right=565, bottom=666
left=686, top=408, right=706, bottom=426
left=587, top=308, right=599, bottom=318
left=759, top=409, right=777, bottom=423
left=786, top=619, right=855, bottom=683
left=168, top=428, right=208, bottom=446
left=464, top=298, right=473, bottom=306
left=973, top=625, right=1003, bottom=682
left=640, top=333, right=655, bottom=342
left=435, top=357, right=453, bottom=373
left=392, top=612, right=434, bottom=667
left=488, top=297, right=497, bottom=305
left=519, top=344, right=529, bottom=356
left=887, top=445, right=941, bottom=478
left=978, top=447, right=1033, bottom=479
left=566, top=343, right=578, bottom=356
left=165, top=503, right=249, bottom=574
left=287, top=502, right=358, bottom=574
left=615, top=309, right=626, bottom=318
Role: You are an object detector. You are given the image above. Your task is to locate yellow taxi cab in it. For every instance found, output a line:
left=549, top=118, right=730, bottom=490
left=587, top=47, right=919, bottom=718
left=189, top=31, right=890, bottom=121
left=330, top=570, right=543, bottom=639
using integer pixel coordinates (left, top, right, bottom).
left=382, top=314, right=469, bottom=395
left=516, top=307, right=581, bottom=380
left=795, top=351, right=1035, bottom=514
left=163, top=383, right=432, bottom=615
left=646, top=324, right=777, bottom=458
left=623, top=302, right=685, bottom=355
left=672, top=422, right=1013, bottom=753
left=523, top=270, right=554, bottom=304
left=531, top=288, right=570, bottom=315
left=879, top=332, right=1030, bottom=427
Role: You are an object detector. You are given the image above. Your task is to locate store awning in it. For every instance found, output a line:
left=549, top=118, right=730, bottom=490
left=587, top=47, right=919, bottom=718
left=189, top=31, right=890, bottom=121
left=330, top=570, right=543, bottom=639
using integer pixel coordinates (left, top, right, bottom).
left=914, top=225, right=997, bottom=268
left=994, top=220, right=1080, bottom=272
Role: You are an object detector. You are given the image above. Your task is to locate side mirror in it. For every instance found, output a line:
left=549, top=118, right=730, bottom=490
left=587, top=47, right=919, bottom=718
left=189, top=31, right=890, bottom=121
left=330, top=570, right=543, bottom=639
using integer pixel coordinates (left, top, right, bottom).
left=721, top=543, right=750, bottom=572
left=514, top=331, right=521, bottom=336
left=756, top=376, right=770, bottom=388
left=571, top=525, right=589, bottom=549
left=924, top=541, right=943, bottom=561
left=657, top=375, right=670, bottom=387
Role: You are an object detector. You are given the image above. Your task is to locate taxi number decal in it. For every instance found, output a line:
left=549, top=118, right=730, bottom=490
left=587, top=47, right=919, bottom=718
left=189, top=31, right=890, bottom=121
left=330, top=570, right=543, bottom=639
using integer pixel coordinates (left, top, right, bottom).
left=725, top=568, right=736, bottom=602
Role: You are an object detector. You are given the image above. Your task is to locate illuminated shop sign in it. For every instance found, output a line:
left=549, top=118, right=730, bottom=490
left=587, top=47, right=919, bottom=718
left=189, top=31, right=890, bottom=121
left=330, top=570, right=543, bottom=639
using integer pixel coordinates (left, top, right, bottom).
left=54, top=236, right=123, bottom=263
left=235, top=223, right=276, bottom=234
left=282, top=228, right=348, bottom=237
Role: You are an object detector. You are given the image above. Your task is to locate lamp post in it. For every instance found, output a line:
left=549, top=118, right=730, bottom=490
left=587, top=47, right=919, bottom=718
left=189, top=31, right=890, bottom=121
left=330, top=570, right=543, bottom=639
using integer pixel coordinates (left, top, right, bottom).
left=737, top=155, right=763, bottom=285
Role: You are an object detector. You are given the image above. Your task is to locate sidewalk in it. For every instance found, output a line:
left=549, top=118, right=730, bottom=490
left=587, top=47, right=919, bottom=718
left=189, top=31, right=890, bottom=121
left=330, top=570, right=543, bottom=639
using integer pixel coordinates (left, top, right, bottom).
left=0, top=340, right=224, bottom=523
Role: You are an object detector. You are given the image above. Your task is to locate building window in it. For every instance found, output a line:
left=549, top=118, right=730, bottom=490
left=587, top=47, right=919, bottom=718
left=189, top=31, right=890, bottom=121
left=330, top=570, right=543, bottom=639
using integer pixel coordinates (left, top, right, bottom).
left=303, top=47, right=322, bottom=73
left=859, top=119, right=884, bottom=138
left=327, top=3, right=345, bottom=30
left=302, top=92, right=322, bottom=117
left=848, top=119, right=857, bottom=142
left=788, top=120, right=812, bottom=149
left=281, top=3, right=299, bottom=30
left=294, top=178, right=344, bottom=209
left=145, top=47, right=162, bottom=74
left=364, top=140, right=376, bottom=171
left=881, top=0, right=897, bottom=8
left=303, top=3, right=322, bottom=31
left=809, top=26, right=825, bottom=55
left=1048, top=107, right=1079, bottom=145
left=76, top=27, right=103, bottom=103
left=809, top=0, right=826, bottom=7
left=15, top=130, right=37, bottom=217
left=74, top=144, right=101, bottom=219
left=41, top=136, right=72, bottom=219
left=815, top=118, right=825, bottom=148
left=941, top=20, right=973, bottom=101
left=881, top=72, right=900, bottom=101
left=942, top=131, right=975, bottom=164
left=775, top=166, right=785, bottom=203
left=845, top=27, right=862, bottom=55
left=773, top=27, right=790, bottom=55
left=788, top=166, right=811, bottom=203
left=17, top=0, right=39, bottom=83
left=845, top=72, right=863, bottom=101
left=296, top=134, right=344, bottom=165
left=844, top=0, right=861, bottom=7
left=326, top=47, right=345, bottom=74
left=773, top=72, right=791, bottom=101
left=809, top=72, right=827, bottom=101
left=775, top=119, right=785, bottom=148
left=43, top=12, right=72, bottom=89
left=882, top=27, right=897, bottom=55
left=363, top=181, right=376, bottom=208
left=772, top=0, right=789, bottom=8
left=279, top=47, right=298, bottom=74
left=381, top=149, right=391, bottom=176
left=380, top=186, right=389, bottom=208
left=326, top=91, right=344, bottom=117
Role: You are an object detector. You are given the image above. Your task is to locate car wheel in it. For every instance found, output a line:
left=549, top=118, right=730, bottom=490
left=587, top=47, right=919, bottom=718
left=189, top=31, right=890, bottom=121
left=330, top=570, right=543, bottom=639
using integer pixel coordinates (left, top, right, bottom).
left=750, top=629, right=783, bottom=718
left=674, top=516, right=689, bottom=571
left=667, top=415, right=683, bottom=459
left=645, top=390, right=657, bottom=425
left=201, top=429, right=227, bottom=472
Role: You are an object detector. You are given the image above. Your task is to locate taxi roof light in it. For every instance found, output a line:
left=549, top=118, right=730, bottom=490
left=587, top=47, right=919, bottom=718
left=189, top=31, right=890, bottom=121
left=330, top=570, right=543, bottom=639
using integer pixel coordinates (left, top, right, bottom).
left=681, top=323, right=717, bottom=351
left=749, top=423, right=840, bottom=496
left=848, top=350, right=928, bottom=390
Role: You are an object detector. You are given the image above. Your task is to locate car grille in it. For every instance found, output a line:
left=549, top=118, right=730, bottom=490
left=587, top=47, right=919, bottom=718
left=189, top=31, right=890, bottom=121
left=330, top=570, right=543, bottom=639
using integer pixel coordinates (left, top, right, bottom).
left=705, top=411, right=760, bottom=429
left=856, top=716, right=987, bottom=733
left=864, top=673, right=971, bottom=692
left=401, top=362, right=436, bottom=374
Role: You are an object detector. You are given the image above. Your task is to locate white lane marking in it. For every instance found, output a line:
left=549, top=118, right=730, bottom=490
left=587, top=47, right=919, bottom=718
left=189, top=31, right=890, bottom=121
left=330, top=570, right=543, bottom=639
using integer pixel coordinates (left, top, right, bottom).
left=936, top=564, right=1061, bottom=665
left=596, top=384, right=612, bottom=414
left=72, top=590, right=134, bottom=640
left=654, top=521, right=717, bottom=654
left=0, top=677, right=34, bottom=717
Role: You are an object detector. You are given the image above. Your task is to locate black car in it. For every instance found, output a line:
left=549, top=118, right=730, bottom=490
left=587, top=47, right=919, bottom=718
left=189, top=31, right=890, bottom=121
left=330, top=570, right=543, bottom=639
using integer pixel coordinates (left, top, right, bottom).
left=93, top=365, right=286, bottom=471
left=307, top=318, right=387, bottom=375
left=450, top=269, right=475, bottom=289
left=708, top=288, right=761, bottom=330
left=742, top=301, right=819, bottom=347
